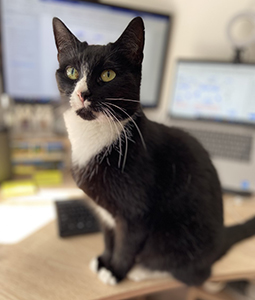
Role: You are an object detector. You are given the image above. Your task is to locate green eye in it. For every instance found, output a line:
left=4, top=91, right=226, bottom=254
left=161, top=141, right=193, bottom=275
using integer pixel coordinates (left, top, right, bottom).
left=101, top=70, right=116, bottom=82
left=66, top=67, right=79, bottom=80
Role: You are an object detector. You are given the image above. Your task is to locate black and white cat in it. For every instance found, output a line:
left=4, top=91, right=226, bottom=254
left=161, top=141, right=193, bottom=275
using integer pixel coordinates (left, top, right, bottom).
left=53, top=17, right=255, bottom=286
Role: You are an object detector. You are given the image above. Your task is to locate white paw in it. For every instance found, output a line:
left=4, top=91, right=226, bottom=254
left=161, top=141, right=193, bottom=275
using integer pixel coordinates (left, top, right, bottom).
left=128, top=265, right=171, bottom=282
left=98, top=267, right=117, bottom=286
left=203, top=281, right=226, bottom=294
left=89, top=257, right=99, bottom=274
left=128, top=265, right=148, bottom=282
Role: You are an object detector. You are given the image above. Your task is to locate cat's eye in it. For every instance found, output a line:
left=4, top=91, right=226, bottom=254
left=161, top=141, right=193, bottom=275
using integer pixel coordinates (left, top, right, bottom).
left=101, top=70, right=116, bottom=82
left=66, top=67, right=79, bottom=80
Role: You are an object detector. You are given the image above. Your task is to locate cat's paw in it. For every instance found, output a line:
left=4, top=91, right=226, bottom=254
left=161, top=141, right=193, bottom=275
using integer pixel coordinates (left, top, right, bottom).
left=89, top=257, right=99, bottom=274
left=202, top=281, right=226, bottom=294
left=128, top=265, right=171, bottom=282
left=89, top=256, right=108, bottom=274
left=90, top=257, right=121, bottom=285
left=98, top=267, right=118, bottom=286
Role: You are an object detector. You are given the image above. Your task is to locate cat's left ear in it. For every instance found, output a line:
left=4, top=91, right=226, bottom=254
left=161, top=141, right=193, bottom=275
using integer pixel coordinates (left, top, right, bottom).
left=114, top=17, right=145, bottom=65
left=52, top=17, right=81, bottom=61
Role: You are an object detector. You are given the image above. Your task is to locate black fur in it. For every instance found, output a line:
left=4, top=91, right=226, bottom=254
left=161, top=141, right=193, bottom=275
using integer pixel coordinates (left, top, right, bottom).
left=53, top=17, right=255, bottom=286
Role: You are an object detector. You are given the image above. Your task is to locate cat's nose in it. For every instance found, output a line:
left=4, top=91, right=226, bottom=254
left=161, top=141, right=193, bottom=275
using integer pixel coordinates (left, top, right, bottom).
left=77, top=91, right=91, bottom=103
left=77, top=92, right=84, bottom=103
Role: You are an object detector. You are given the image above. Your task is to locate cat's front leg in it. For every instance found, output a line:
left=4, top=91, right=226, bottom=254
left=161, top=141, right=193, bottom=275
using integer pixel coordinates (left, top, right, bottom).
left=90, top=225, right=114, bottom=273
left=98, top=220, right=146, bottom=285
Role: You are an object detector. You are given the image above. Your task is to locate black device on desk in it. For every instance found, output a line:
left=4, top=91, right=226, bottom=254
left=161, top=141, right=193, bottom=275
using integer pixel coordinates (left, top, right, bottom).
left=55, top=200, right=100, bottom=237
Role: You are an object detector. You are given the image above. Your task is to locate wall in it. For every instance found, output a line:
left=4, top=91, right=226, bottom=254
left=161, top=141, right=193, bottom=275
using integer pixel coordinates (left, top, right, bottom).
left=104, top=0, right=255, bottom=123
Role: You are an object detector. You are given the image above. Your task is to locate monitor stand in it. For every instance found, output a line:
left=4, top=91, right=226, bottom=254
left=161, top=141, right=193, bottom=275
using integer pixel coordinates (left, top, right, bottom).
left=233, top=48, right=244, bottom=64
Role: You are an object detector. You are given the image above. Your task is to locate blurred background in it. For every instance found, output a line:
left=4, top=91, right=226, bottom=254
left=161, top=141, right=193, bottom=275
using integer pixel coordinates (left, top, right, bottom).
left=1, top=0, right=255, bottom=185
left=1, top=0, right=255, bottom=187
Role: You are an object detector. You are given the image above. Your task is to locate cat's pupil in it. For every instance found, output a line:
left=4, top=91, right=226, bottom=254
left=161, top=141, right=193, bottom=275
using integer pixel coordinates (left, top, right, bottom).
left=107, top=71, right=110, bottom=77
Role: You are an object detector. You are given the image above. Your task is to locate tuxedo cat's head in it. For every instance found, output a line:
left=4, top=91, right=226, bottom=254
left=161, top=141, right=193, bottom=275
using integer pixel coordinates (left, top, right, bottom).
left=53, top=17, right=144, bottom=121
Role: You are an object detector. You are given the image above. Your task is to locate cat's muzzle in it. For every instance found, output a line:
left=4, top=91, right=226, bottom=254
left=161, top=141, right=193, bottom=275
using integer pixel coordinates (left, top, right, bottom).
left=76, top=107, right=97, bottom=121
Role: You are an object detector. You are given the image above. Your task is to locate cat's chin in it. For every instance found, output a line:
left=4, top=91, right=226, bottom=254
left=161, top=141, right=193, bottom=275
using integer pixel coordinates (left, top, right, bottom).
left=75, top=108, right=97, bottom=121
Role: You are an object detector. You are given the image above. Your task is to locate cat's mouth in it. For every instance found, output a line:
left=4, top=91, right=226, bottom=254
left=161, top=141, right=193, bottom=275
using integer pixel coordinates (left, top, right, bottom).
left=76, top=107, right=97, bottom=121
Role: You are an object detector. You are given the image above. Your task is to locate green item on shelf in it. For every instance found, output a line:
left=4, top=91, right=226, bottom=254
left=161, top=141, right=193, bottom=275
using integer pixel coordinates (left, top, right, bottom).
left=34, top=170, right=63, bottom=186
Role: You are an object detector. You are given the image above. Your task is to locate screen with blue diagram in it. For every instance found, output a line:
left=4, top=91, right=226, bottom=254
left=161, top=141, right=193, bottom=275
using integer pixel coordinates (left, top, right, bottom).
left=169, top=61, right=255, bottom=124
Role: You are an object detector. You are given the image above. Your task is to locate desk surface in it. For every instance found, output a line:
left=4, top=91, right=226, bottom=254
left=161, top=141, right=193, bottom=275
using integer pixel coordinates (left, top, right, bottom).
left=0, top=195, right=255, bottom=300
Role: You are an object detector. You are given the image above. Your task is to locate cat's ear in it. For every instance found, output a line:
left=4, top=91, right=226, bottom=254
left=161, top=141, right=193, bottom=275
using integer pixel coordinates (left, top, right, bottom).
left=52, top=18, right=81, bottom=60
left=114, top=17, right=145, bottom=65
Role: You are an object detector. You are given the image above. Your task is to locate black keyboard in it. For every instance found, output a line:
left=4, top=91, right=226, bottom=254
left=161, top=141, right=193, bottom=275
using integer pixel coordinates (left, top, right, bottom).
left=55, top=199, right=100, bottom=237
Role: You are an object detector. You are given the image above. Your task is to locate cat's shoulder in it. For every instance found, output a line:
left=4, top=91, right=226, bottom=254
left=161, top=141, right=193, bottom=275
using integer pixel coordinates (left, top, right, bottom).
left=145, top=118, right=196, bottom=141
left=145, top=118, right=209, bottom=157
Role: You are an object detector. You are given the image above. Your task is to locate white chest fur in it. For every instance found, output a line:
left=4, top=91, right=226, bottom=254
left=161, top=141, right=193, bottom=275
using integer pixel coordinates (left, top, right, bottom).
left=63, top=109, right=122, bottom=168
left=64, top=109, right=118, bottom=228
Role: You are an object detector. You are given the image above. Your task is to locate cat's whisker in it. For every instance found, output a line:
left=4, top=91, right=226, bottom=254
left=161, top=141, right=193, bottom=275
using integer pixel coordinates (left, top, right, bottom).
left=103, top=103, right=129, bottom=172
left=106, top=102, right=147, bottom=151
left=103, top=103, right=135, bottom=144
left=105, top=98, right=140, bottom=103
left=103, top=105, right=127, bottom=172
left=102, top=107, right=123, bottom=169
left=99, top=109, right=115, bottom=165
left=101, top=107, right=115, bottom=140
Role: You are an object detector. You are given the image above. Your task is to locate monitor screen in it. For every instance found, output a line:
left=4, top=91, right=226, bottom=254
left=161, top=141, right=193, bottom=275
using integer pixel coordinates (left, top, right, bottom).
left=0, top=0, right=171, bottom=106
left=169, top=61, right=255, bottom=125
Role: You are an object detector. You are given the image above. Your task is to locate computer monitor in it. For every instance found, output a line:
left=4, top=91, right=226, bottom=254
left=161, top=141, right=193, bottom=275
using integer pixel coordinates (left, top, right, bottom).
left=169, top=60, right=255, bottom=125
left=0, top=0, right=171, bottom=106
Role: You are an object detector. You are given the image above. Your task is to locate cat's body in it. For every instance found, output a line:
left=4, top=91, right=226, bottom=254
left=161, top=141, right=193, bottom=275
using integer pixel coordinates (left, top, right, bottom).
left=53, top=17, right=255, bottom=286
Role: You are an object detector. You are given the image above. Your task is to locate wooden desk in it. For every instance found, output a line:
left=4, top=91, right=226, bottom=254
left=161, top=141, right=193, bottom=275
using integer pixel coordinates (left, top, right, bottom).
left=0, top=196, right=255, bottom=300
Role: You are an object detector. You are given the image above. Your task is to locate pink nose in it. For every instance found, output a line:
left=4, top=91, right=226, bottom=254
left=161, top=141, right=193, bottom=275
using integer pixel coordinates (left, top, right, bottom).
left=77, top=92, right=84, bottom=103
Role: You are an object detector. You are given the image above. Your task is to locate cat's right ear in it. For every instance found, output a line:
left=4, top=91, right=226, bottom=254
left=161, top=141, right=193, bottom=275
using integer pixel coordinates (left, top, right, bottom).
left=52, top=18, right=81, bottom=61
